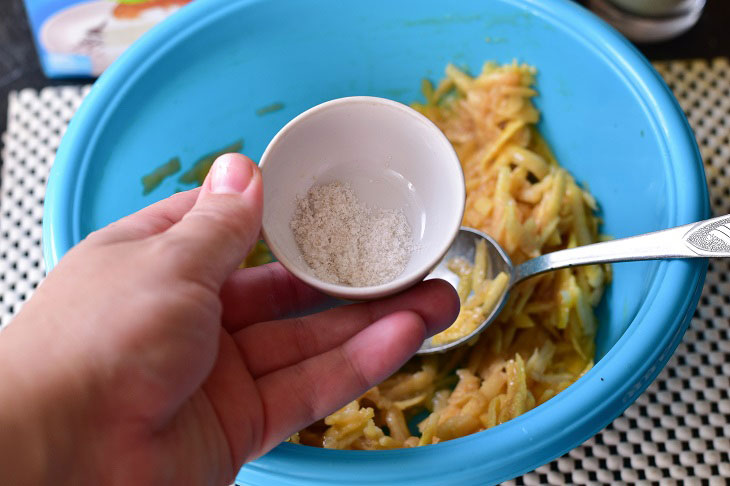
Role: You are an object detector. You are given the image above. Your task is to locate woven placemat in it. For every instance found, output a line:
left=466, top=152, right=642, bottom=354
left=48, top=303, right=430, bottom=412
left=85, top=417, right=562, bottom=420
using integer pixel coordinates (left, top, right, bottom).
left=1, top=59, right=729, bottom=484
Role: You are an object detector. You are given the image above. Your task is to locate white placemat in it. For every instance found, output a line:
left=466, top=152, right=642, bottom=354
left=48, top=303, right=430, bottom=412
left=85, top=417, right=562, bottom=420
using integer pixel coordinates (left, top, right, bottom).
left=1, top=59, right=729, bottom=484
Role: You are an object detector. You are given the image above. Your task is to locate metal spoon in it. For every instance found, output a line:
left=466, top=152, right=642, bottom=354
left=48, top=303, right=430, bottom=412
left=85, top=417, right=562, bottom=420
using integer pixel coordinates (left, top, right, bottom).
left=418, top=214, right=730, bottom=354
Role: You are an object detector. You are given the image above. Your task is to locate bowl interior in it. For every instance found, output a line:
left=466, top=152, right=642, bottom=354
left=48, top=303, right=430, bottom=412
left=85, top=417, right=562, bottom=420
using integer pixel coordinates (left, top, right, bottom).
left=260, top=97, right=463, bottom=294
left=45, top=0, right=708, bottom=483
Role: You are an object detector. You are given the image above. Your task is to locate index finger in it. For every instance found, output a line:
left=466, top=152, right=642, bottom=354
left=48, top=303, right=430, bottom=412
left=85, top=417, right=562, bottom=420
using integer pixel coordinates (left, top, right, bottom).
left=220, top=263, right=331, bottom=332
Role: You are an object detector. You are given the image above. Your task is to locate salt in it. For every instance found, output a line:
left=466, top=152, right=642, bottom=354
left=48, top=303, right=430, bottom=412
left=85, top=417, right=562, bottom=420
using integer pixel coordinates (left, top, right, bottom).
left=290, top=181, right=413, bottom=287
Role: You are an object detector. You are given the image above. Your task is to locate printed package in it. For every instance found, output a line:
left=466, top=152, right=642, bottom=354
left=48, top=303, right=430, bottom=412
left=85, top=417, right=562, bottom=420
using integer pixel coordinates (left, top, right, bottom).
left=23, top=0, right=192, bottom=78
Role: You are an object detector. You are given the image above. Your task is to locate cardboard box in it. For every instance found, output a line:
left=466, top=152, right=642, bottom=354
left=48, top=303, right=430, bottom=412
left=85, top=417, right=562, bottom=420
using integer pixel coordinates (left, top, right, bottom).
left=23, top=0, right=193, bottom=78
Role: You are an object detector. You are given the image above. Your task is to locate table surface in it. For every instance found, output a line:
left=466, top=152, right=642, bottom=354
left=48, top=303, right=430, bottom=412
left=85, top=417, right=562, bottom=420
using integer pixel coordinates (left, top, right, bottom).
left=1, top=0, right=729, bottom=146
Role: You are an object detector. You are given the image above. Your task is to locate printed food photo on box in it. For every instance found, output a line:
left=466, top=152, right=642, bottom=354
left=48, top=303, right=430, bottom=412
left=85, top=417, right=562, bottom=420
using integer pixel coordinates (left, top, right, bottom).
left=23, top=0, right=193, bottom=78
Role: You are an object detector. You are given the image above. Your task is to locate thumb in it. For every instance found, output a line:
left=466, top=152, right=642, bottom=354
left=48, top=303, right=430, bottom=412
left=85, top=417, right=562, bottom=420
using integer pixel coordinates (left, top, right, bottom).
left=161, top=153, right=263, bottom=288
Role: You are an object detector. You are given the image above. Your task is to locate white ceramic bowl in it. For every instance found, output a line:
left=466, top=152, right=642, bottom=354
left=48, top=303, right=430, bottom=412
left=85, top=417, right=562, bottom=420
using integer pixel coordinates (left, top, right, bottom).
left=259, top=96, right=465, bottom=300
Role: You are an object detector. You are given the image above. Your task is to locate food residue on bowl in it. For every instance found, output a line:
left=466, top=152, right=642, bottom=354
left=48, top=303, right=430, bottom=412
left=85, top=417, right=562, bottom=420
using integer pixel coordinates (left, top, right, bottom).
left=141, top=139, right=244, bottom=191
left=256, top=102, right=285, bottom=116
left=141, top=156, right=180, bottom=194
left=290, top=181, right=413, bottom=287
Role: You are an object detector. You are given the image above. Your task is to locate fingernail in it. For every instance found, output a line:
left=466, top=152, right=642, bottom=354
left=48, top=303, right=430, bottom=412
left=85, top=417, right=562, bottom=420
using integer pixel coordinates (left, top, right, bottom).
left=210, top=154, right=254, bottom=194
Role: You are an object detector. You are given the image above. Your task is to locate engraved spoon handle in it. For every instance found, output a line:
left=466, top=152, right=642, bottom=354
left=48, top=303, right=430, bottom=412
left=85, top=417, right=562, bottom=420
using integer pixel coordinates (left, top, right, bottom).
left=513, top=213, right=727, bottom=285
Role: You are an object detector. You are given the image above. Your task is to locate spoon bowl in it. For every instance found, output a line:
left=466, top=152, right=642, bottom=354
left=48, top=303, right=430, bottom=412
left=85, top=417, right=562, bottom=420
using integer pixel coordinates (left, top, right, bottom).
left=419, top=227, right=512, bottom=354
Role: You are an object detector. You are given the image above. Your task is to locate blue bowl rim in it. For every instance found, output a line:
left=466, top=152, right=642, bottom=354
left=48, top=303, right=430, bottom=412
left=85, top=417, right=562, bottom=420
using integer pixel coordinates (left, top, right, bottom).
left=41, top=0, right=709, bottom=483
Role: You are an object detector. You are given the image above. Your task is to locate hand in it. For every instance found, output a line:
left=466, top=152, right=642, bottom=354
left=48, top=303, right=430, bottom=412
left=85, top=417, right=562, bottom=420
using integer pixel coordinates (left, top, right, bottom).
left=0, top=154, right=459, bottom=485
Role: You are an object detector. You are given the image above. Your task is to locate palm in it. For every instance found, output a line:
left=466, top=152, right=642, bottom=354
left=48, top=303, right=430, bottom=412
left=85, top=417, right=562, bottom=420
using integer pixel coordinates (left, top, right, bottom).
left=130, top=263, right=455, bottom=485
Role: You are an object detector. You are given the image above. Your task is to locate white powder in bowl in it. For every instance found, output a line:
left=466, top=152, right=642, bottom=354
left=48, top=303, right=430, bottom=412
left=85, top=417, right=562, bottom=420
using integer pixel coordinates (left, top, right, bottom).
left=290, top=181, right=413, bottom=287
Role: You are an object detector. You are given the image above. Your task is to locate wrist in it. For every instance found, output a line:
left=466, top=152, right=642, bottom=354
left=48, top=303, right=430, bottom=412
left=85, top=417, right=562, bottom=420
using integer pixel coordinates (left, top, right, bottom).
left=0, top=323, right=93, bottom=485
left=0, top=351, right=55, bottom=484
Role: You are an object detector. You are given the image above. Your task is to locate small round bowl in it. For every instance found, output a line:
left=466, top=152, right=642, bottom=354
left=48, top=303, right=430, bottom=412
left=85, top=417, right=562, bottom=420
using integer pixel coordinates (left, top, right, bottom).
left=259, top=96, right=465, bottom=300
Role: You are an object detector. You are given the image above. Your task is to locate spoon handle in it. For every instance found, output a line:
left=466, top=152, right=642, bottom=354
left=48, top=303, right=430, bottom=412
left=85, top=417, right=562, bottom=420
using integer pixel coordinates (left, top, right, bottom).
left=513, top=213, right=730, bottom=285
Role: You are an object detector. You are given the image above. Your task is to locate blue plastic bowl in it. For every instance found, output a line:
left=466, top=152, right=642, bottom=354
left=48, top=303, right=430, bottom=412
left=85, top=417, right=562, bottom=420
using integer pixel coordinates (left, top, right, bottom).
left=43, top=0, right=709, bottom=484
